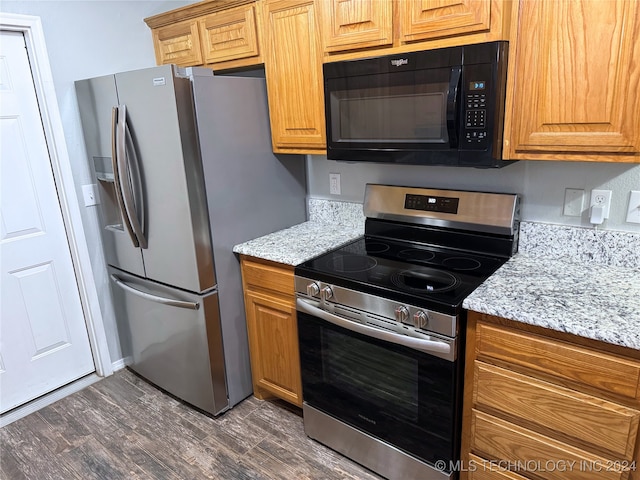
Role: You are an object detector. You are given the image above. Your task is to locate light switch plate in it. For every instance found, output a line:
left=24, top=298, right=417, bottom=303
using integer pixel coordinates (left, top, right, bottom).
left=626, top=191, right=640, bottom=224
left=563, top=188, right=584, bottom=217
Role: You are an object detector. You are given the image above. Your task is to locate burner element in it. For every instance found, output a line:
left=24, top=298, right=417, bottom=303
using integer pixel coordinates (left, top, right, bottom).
left=397, top=249, right=436, bottom=263
left=391, top=268, right=459, bottom=293
left=441, top=256, right=482, bottom=271
left=365, top=242, right=390, bottom=254
left=327, top=254, right=378, bottom=273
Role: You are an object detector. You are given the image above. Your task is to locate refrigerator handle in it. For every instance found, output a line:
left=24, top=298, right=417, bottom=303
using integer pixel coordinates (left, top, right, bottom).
left=116, top=105, right=147, bottom=248
left=111, top=106, right=139, bottom=247
left=110, top=275, right=200, bottom=310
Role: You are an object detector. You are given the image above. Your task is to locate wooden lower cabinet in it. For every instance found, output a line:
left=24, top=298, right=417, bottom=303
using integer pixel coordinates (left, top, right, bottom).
left=240, top=256, right=302, bottom=407
left=461, top=311, right=640, bottom=480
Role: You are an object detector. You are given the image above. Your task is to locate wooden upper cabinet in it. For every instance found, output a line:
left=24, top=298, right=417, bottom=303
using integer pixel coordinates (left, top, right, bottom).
left=145, top=0, right=264, bottom=72
left=319, top=0, right=512, bottom=61
left=506, top=0, right=640, bottom=162
left=152, top=19, right=204, bottom=67
left=399, top=0, right=492, bottom=43
left=199, top=3, right=262, bottom=68
left=263, top=0, right=326, bottom=153
left=319, top=0, right=393, bottom=53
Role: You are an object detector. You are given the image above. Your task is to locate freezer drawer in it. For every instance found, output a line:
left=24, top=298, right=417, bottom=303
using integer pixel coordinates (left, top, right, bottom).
left=109, top=268, right=228, bottom=415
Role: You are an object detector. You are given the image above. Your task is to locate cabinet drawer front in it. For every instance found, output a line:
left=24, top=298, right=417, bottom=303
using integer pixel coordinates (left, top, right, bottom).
left=471, top=410, right=630, bottom=480
left=476, top=322, right=640, bottom=401
left=199, top=3, right=261, bottom=65
left=468, top=453, right=529, bottom=480
left=400, top=0, right=492, bottom=43
left=474, top=362, right=640, bottom=459
left=241, top=258, right=294, bottom=295
left=320, top=0, right=393, bottom=52
left=153, top=19, right=203, bottom=66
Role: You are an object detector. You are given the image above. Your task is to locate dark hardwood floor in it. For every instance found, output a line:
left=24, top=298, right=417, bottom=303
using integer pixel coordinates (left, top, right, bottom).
left=0, top=369, right=383, bottom=480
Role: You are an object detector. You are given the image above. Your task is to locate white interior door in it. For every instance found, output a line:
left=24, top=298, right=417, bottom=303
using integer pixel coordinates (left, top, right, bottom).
left=0, top=30, right=95, bottom=413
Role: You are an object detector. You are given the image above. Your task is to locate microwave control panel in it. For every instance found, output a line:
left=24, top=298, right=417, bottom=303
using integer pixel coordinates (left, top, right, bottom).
left=464, top=84, right=488, bottom=146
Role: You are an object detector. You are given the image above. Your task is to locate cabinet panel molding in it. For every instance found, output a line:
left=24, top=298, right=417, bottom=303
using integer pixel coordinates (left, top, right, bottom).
left=320, top=0, right=393, bottom=52
left=199, top=3, right=261, bottom=64
left=400, top=0, right=492, bottom=43
left=152, top=19, right=203, bottom=66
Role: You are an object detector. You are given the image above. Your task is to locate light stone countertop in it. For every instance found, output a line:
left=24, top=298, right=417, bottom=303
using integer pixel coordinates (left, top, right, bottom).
left=463, top=254, right=640, bottom=350
left=233, top=221, right=363, bottom=266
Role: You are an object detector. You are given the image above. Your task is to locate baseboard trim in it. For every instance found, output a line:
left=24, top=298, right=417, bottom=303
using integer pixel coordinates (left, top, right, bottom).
left=111, top=356, right=131, bottom=371
left=0, top=374, right=101, bottom=427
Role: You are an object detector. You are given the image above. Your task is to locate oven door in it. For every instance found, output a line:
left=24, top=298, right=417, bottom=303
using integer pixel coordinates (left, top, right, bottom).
left=297, top=299, right=461, bottom=468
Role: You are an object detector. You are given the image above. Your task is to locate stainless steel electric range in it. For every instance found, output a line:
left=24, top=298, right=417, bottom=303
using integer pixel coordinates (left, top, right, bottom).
left=295, top=184, right=520, bottom=480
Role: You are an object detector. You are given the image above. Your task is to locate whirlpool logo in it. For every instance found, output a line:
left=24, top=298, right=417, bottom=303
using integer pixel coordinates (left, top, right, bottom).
left=358, top=414, right=377, bottom=425
left=390, top=58, right=408, bottom=67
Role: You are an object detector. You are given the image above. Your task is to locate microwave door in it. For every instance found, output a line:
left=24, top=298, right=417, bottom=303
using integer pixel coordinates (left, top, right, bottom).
left=326, top=67, right=455, bottom=156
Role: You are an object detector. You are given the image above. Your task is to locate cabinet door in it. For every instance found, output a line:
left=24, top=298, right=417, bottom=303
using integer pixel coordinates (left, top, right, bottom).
left=199, top=3, right=262, bottom=68
left=263, top=0, right=326, bottom=152
left=319, top=0, right=393, bottom=53
left=244, top=289, right=303, bottom=406
left=399, top=0, right=492, bottom=43
left=152, top=19, right=203, bottom=67
left=507, top=0, right=640, bottom=160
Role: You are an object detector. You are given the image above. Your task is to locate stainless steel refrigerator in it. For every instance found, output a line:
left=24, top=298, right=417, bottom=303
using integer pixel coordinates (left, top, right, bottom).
left=75, top=65, right=306, bottom=415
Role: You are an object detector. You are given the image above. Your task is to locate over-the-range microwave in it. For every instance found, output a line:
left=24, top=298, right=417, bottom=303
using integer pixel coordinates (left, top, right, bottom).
left=323, top=41, right=512, bottom=168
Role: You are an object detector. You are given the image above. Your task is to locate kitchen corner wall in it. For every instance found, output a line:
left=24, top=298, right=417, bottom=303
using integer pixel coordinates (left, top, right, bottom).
left=307, top=156, right=640, bottom=233
left=1, top=1, right=194, bottom=363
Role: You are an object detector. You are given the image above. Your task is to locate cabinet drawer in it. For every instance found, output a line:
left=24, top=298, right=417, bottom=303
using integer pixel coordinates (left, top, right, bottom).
left=474, top=361, right=640, bottom=459
left=241, top=257, right=294, bottom=296
left=475, top=322, right=640, bottom=401
left=468, top=453, right=528, bottom=480
left=471, top=410, right=630, bottom=480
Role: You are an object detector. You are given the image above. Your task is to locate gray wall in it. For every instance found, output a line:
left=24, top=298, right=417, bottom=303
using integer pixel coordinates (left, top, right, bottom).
left=307, top=156, right=640, bottom=232
left=1, top=1, right=194, bottom=362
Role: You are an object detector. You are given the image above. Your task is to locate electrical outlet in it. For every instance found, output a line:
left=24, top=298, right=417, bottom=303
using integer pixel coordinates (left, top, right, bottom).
left=563, top=188, right=584, bottom=217
left=82, top=184, right=99, bottom=207
left=589, top=189, right=612, bottom=221
left=626, top=191, right=640, bottom=224
left=329, top=173, right=341, bottom=195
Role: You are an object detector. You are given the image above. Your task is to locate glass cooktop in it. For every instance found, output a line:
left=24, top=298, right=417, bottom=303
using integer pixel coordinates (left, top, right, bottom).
left=295, top=236, right=508, bottom=314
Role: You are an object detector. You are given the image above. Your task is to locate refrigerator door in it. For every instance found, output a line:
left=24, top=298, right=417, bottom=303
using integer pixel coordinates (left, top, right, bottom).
left=75, top=75, right=145, bottom=277
left=114, top=65, right=215, bottom=293
left=109, top=267, right=229, bottom=416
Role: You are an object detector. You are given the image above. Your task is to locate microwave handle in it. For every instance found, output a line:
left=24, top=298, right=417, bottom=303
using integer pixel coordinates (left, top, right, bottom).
left=446, top=66, right=462, bottom=148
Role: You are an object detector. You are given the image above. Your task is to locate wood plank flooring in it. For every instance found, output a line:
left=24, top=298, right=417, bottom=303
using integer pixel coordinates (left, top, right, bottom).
left=0, top=369, right=384, bottom=480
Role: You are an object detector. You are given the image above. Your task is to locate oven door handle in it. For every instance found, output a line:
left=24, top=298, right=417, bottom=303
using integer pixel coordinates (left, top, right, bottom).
left=297, top=298, right=454, bottom=361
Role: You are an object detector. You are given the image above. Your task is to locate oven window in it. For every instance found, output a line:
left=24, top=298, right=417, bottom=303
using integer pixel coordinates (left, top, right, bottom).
left=323, top=328, right=419, bottom=422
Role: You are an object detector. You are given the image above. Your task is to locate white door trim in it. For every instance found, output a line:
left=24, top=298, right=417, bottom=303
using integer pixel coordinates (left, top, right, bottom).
left=0, top=13, right=112, bottom=378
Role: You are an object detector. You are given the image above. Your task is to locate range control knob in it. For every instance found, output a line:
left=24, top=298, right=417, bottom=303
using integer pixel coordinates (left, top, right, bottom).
left=394, top=306, right=410, bottom=324
left=306, top=282, right=320, bottom=297
left=413, top=311, right=429, bottom=330
left=321, top=286, right=334, bottom=301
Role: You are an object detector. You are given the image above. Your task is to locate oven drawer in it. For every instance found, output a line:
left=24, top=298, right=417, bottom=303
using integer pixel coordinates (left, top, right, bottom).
left=475, top=322, right=640, bottom=401
left=473, top=361, right=640, bottom=460
left=470, top=410, right=631, bottom=480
